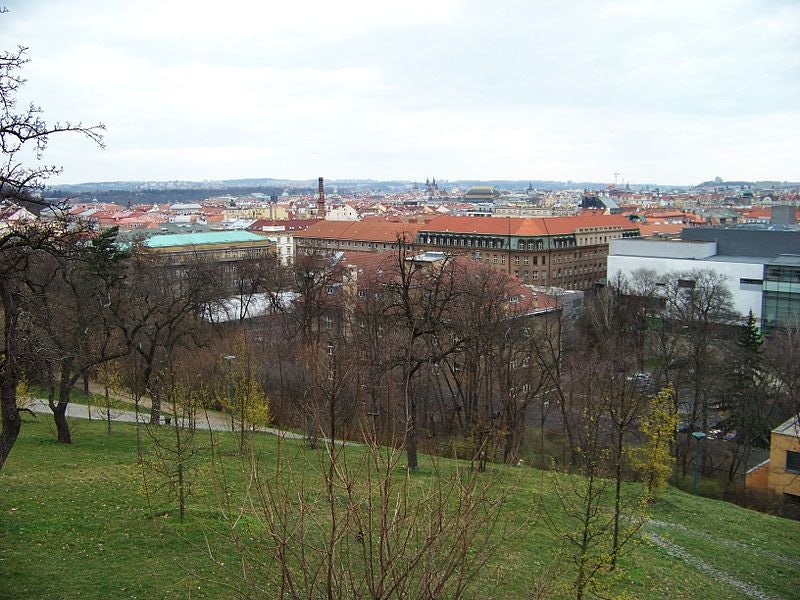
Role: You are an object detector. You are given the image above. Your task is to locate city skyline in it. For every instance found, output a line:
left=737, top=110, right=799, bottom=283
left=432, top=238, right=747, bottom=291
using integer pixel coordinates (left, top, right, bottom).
left=3, top=0, right=798, bottom=186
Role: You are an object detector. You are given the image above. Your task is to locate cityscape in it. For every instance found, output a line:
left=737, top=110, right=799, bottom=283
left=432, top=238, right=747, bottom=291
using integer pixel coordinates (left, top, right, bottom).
left=1, top=1, right=799, bottom=599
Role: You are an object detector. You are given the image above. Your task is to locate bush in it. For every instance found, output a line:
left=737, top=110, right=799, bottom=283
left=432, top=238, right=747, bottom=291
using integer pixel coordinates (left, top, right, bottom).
left=670, top=473, right=725, bottom=499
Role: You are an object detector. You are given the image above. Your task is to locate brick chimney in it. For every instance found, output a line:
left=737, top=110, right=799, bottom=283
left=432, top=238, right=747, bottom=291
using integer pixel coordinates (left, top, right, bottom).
left=317, top=177, right=326, bottom=218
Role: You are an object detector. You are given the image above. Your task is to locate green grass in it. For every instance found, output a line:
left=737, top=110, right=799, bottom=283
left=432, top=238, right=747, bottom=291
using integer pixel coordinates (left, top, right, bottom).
left=1, top=418, right=799, bottom=599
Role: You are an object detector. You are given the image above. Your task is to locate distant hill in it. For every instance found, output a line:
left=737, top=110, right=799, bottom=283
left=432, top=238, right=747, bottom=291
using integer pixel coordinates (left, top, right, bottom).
left=46, top=177, right=702, bottom=205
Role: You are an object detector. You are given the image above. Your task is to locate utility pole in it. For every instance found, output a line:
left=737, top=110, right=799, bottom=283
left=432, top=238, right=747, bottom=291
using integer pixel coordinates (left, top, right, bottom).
left=692, top=431, right=706, bottom=495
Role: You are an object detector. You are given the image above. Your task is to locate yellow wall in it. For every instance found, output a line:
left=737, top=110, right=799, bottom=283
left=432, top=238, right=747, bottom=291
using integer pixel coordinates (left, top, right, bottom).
left=767, top=432, right=800, bottom=498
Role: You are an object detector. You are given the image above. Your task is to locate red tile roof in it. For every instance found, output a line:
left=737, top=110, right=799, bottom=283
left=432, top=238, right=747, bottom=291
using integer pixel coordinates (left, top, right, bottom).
left=638, top=223, right=685, bottom=237
left=421, top=214, right=637, bottom=236
left=295, top=218, right=425, bottom=242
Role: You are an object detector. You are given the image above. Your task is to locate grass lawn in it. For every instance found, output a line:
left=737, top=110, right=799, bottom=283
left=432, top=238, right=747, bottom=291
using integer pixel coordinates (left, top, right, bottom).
left=1, top=417, right=799, bottom=599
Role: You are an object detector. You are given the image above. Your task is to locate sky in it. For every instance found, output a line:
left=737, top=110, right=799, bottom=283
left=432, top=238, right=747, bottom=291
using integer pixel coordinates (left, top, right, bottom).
left=2, top=0, right=799, bottom=186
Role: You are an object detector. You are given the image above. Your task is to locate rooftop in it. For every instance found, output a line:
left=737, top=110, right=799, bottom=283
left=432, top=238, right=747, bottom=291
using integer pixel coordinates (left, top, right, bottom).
left=421, top=214, right=638, bottom=237
left=773, top=415, right=800, bottom=438
left=145, top=230, right=267, bottom=248
left=294, top=218, right=424, bottom=242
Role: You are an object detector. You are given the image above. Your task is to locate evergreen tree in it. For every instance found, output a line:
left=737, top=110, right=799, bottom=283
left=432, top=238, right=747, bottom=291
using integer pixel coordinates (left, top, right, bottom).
left=717, top=311, right=773, bottom=481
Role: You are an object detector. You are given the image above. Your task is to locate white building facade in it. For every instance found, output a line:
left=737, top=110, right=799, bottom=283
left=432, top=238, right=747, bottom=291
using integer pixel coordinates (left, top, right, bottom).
left=607, top=238, right=765, bottom=322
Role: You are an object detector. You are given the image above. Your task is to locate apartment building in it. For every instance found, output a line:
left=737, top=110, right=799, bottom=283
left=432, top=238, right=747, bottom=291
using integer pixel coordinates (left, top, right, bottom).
left=415, top=214, right=640, bottom=290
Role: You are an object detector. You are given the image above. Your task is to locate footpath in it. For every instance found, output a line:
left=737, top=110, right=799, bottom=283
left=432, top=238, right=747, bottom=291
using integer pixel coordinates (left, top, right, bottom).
left=27, top=397, right=309, bottom=441
left=28, top=383, right=359, bottom=446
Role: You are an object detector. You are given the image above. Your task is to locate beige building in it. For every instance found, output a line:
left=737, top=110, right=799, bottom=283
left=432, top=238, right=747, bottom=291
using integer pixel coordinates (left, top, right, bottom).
left=746, top=416, right=800, bottom=500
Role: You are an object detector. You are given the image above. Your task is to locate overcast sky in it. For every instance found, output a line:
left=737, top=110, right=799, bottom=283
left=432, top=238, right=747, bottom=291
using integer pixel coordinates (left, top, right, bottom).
left=3, top=0, right=799, bottom=186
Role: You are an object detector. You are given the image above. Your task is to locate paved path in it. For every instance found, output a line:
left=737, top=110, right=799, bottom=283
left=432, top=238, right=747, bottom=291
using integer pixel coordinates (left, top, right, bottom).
left=28, top=398, right=359, bottom=446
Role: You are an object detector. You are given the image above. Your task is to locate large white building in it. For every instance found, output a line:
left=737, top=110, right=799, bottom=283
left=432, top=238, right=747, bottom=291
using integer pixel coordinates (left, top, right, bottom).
left=607, top=225, right=800, bottom=328
left=607, top=238, right=765, bottom=321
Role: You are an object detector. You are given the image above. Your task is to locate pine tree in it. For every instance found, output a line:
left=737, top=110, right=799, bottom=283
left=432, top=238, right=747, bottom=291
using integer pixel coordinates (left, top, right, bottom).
left=717, top=311, right=773, bottom=482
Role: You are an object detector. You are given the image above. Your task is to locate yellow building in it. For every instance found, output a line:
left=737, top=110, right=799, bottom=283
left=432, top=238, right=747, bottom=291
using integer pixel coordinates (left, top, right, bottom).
left=223, top=205, right=289, bottom=221
left=746, top=415, right=800, bottom=500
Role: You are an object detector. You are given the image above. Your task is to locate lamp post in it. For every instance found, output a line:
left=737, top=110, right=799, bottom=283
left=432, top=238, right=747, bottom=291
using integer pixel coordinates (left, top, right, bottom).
left=224, top=355, right=236, bottom=433
left=692, top=431, right=706, bottom=496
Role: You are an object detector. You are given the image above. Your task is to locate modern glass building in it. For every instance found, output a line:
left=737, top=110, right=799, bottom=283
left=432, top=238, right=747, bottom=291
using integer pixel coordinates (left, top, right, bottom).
left=763, top=255, right=800, bottom=331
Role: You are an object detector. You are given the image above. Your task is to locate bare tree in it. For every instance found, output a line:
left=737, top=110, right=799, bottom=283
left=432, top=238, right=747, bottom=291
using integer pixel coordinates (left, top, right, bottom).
left=0, top=15, right=104, bottom=468
left=205, top=438, right=518, bottom=599
left=661, top=269, right=736, bottom=474
left=381, top=244, right=466, bottom=470
left=120, top=250, right=220, bottom=425
left=24, top=228, right=129, bottom=443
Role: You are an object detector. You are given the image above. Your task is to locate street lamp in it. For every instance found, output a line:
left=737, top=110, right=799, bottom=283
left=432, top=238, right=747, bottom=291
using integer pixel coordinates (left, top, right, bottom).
left=224, top=355, right=236, bottom=432
left=692, top=431, right=706, bottom=496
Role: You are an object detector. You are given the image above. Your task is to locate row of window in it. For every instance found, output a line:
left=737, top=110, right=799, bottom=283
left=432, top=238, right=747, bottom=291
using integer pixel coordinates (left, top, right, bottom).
left=306, top=239, right=395, bottom=250
left=420, top=235, right=508, bottom=249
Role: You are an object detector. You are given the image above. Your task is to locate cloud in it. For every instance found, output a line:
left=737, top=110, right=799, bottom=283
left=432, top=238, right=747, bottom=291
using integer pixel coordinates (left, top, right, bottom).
left=2, top=0, right=798, bottom=185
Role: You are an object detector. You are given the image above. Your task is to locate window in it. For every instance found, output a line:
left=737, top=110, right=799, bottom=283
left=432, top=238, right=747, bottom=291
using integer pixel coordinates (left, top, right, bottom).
left=326, top=341, right=334, bottom=356
left=740, top=278, right=763, bottom=287
left=514, top=256, right=520, bottom=265
left=678, top=279, right=696, bottom=289
left=523, top=256, right=529, bottom=266
left=323, top=315, right=333, bottom=330
left=787, top=451, right=800, bottom=473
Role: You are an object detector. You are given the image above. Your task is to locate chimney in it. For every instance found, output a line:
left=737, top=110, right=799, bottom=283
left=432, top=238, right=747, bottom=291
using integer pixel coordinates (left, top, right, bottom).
left=317, top=176, right=326, bottom=218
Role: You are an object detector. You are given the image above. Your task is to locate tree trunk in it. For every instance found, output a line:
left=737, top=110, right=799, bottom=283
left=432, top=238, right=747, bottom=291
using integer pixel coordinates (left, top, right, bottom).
left=105, top=384, right=112, bottom=434
left=53, top=403, right=72, bottom=444
left=611, top=432, right=624, bottom=570
left=52, top=369, right=73, bottom=444
left=149, top=380, right=161, bottom=425
left=0, top=285, right=21, bottom=471
left=406, top=396, right=418, bottom=470
left=0, top=383, right=21, bottom=470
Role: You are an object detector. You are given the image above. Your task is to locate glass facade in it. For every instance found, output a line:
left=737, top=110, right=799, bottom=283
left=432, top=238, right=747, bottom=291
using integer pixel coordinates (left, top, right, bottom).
left=762, top=257, right=800, bottom=330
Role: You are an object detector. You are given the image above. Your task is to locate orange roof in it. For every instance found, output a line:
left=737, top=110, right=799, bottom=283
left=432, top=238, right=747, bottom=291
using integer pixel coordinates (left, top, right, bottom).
left=295, top=218, right=424, bottom=243
left=421, top=214, right=637, bottom=236
left=638, top=223, right=685, bottom=237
